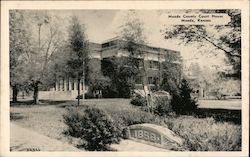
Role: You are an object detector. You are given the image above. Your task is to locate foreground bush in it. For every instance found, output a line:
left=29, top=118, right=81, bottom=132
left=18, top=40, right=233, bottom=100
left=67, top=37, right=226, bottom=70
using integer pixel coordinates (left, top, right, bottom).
left=152, top=92, right=172, bottom=116
left=63, top=107, right=122, bottom=151
left=63, top=100, right=241, bottom=151
left=130, top=94, right=147, bottom=106
left=164, top=116, right=241, bottom=151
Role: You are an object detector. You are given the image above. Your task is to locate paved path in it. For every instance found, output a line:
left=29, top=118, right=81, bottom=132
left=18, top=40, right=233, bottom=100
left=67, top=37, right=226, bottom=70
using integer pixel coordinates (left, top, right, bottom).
left=10, top=123, right=80, bottom=151
left=198, top=99, right=241, bottom=110
left=111, top=140, right=169, bottom=151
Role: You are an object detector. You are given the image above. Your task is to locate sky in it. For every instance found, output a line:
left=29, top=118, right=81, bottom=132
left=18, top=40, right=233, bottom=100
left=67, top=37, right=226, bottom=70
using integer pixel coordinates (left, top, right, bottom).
left=30, top=10, right=230, bottom=72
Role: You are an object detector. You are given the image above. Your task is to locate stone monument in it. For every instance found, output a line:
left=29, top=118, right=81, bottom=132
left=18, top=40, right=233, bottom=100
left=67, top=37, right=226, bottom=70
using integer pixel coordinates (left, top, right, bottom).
left=128, top=123, right=183, bottom=150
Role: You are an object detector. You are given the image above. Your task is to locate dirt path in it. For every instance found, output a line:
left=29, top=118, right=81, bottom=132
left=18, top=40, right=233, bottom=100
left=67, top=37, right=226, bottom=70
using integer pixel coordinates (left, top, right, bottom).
left=10, top=123, right=80, bottom=151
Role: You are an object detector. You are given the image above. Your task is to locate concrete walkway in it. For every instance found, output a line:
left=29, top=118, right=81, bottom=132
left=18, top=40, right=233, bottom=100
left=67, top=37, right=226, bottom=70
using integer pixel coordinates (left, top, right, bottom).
left=111, top=140, right=169, bottom=151
left=10, top=123, right=80, bottom=151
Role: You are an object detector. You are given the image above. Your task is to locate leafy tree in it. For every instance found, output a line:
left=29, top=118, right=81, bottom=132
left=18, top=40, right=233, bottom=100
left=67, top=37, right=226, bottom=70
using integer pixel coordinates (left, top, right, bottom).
left=164, top=10, right=241, bottom=79
left=101, top=57, right=139, bottom=98
left=9, top=11, right=65, bottom=104
left=9, top=10, right=32, bottom=102
left=67, top=16, right=89, bottom=105
left=29, top=12, right=65, bottom=104
left=118, top=10, right=152, bottom=111
left=161, top=52, right=182, bottom=94
left=87, top=73, right=111, bottom=98
left=207, top=74, right=241, bottom=99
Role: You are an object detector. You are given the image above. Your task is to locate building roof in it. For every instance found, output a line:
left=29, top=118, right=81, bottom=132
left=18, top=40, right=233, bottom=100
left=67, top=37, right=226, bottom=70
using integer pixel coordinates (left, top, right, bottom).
left=89, top=37, right=181, bottom=56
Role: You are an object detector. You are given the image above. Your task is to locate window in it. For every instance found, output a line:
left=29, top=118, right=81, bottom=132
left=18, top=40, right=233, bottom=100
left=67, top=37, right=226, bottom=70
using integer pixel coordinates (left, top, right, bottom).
left=135, top=76, right=143, bottom=84
left=148, top=77, right=159, bottom=85
left=149, top=61, right=159, bottom=69
left=148, top=77, right=154, bottom=84
left=138, top=59, right=143, bottom=68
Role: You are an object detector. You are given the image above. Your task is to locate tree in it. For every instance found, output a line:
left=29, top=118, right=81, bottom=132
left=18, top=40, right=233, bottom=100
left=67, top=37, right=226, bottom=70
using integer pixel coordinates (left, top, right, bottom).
left=161, top=52, right=182, bottom=95
left=171, top=79, right=198, bottom=115
left=87, top=73, right=111, bottom=98
left=185, top=63, right=219, bottom=98
left=101, top=57, right=139, bottom=98
left=29, top=12, right=65, bottom=104
left=11, top=11, right=65, bottom=104
left=118, top=10, right=152, bottom=112
left=67, top=16, right=88, bottom=105
left=164, top=10, right=241, bottom=79
left=9, top=10, right=32, bottom=102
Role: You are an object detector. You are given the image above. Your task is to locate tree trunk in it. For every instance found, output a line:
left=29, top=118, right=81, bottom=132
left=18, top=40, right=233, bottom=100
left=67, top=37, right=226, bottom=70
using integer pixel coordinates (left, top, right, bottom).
left=33, top=82, right=39, bottom=104
left=81, top=75, right=85, bottom=104
left=12, top=85, right=18, bottom=102
left=77, top=78, right=80, bottom=106
left=142, top=59, right=151, bottom=113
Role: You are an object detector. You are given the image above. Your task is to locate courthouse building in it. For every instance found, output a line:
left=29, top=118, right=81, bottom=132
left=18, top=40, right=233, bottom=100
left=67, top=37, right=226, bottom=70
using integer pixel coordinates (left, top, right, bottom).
left=39, top=37, right=182, bottom=100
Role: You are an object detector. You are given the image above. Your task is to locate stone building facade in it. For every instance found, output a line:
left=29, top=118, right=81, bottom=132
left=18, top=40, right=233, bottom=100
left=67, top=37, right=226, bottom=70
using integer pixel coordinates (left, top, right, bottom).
left=39, top=38, right=182, bottom=100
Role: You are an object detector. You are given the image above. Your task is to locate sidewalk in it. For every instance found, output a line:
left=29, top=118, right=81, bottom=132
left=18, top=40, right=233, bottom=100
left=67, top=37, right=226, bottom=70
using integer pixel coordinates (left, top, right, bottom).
left=10, top=123, right=80, bottom=151
left=111, top=140, right=169, bottom=151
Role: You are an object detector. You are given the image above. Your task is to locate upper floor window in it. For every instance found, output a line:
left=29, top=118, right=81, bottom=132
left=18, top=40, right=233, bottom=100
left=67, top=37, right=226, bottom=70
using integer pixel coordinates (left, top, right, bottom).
left=149, top=60, right=159, bottom=69
left=135, top=76, right=143, bottom=84
left=135, top=76, right=159, bottom=85
left=148, top=76, right=159, bottom=85
left=101, top=41, right=117, bottom=48
left=138, top=59, right=143, bottom=68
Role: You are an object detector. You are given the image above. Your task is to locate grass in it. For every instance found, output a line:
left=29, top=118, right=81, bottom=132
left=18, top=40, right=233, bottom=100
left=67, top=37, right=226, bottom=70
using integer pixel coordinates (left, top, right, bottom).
left=10, top=98, right=242, bottom=151
left=10, top=101, right=73, bottom=144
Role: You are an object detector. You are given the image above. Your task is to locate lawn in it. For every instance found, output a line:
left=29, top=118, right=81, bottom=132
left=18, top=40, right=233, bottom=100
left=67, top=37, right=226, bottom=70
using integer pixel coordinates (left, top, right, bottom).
left=10, top=101, right=71, bottom=143
left=10, top=99, right=133, bottom=145
left=10, top=99, right=242, bottom=151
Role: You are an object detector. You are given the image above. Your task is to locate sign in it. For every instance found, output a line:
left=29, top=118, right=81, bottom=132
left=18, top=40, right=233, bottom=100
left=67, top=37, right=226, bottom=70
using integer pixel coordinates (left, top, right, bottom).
left=128, top=123, right=183, bottom=150
left=129, top=127, right=162, bottom=144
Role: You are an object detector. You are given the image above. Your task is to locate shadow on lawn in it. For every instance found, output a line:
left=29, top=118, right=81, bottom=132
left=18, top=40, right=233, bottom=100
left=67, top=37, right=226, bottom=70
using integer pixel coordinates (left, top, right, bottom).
left=39, top=100, right=72, bottom=105
left=10, top=112, right=25, bottom=121
left=10, top=100, right=34, bottom=106
left=10, top=100, right=73, bottom=107
left=195, top=108, right=241, bottom=125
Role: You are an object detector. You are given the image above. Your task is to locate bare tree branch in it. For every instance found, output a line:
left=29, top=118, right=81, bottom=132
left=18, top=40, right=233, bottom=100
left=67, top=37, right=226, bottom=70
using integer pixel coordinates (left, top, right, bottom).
left=201, top=35, right=240, bottom=57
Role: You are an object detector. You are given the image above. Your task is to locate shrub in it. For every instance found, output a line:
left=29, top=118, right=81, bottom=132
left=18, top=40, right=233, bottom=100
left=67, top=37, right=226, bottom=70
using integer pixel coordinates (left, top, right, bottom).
left=130, top=94, right=147, bottom=106
left=84, top=92, right=95, bottom=99
left=63, top=107, right=122, bottom=151
left=152, top=94, right=172, bottom=116
left=101, top=105, right=159, bottom=127
left=116, top=110, right=158, bottom=126
left=63, top=107, right=85, bottom=138
left=93, top=102, right=164, bottom=129
left=163, top=116, right=241, bottom=151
